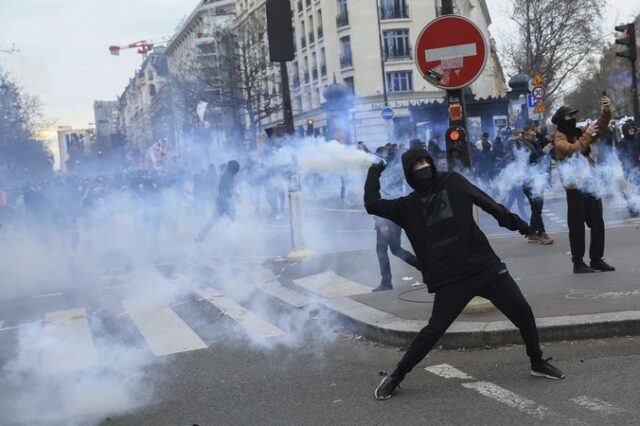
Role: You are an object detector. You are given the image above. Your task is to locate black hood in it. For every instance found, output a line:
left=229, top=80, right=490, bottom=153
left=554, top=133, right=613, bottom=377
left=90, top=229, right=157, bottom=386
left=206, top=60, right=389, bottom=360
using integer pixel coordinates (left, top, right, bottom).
left=622, top=123, right=636, bottom=139
left=226, top=160, right=240, bottom=175
left=401, top=148, right=437, bottom=190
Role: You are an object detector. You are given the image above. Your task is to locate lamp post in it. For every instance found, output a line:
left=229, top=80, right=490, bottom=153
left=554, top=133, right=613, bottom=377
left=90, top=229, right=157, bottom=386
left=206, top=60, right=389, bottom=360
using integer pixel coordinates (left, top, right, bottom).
left=508, top=71, right=532, bottom=129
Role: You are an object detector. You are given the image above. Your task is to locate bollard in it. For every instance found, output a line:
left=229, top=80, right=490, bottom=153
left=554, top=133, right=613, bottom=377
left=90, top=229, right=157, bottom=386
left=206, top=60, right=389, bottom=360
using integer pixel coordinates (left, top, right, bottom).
left=287, top=172, right=313, bottom=261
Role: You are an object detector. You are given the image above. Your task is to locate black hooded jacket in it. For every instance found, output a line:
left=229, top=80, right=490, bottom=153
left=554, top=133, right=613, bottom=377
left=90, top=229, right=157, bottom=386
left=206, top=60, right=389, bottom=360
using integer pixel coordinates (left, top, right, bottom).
left=364, top=148, right=529, bottom=292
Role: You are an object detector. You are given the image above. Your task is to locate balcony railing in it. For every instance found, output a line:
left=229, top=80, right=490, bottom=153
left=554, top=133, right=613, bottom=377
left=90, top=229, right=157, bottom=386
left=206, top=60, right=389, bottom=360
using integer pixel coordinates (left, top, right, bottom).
left=317, top=26, right=323, bottom=39
left=340, top=53, right=353, bottom=68
left=308, top=32, right=315, bottom=44
left=320, top=63, right=327, bottom=76
left=379, top=4, right=409, bottom=20
left=385, top=47, right=412, bottom=60
left=336, top=11, right=349, bottom=28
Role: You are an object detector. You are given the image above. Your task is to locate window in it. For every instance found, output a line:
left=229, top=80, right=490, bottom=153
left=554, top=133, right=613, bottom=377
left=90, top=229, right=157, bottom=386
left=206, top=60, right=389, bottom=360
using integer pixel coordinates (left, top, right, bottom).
left=148, top=71, right=154, bottom=81
left=320, top=47, right=327, bottom=76
left=339, top=36, right=352, bottom=68
left=380, top=0, right=408, bottom=19
left=317, top=10, right=323, bottom=39
left=344, top=77, right=355, bottom=95
left=149, top=84, right=157, bottom=97
left=383, top=29, right=411, bottom=59
left=336, top=0, right=348, bottom=27
left=386, top=71, right=412, bottom=92
left=308, top=15, right=315, bottom=43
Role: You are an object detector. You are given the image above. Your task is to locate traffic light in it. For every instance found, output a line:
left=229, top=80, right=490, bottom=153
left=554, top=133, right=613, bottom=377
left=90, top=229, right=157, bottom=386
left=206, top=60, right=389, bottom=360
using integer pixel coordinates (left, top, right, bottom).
left=615, top=23, right=636, bottom=62
left=445, top=125, right=472, bottom=170
left=306, top=119, right=314, bottom=136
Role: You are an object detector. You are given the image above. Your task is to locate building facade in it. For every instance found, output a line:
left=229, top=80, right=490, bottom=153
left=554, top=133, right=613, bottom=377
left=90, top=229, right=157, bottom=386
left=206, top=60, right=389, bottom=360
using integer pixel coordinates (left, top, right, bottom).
left=57, top=126, right=94, bottom=173
left=93, top=101, right=119, bottom=142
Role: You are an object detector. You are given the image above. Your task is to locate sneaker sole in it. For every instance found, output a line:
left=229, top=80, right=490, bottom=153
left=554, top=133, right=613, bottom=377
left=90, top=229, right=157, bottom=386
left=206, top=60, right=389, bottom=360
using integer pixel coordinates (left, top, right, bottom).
left=374, top=377, right=395, bottom=400
left=530, top=370, right=564, bottom=380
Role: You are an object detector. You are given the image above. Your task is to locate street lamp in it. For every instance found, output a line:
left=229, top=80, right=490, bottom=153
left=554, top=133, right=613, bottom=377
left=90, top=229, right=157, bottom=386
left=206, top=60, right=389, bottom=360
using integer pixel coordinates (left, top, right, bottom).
left=508, top=71, right=531, bottom=129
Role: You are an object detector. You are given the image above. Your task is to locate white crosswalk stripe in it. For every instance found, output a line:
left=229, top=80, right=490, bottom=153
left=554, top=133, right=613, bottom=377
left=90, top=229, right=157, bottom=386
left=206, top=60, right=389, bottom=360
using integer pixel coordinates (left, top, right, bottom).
left=425, top=364, right=474, bottom=380
left=123, top=300, right=208, bottom=356
left=569, top=395, right=626, bottom=415
left=41, top=308, right=98, bottom=375
left=293, top=271, right=370, bottom=298
left=199, top=287, right=286, bottom=339
left=462, top=381, right=551, bottom=420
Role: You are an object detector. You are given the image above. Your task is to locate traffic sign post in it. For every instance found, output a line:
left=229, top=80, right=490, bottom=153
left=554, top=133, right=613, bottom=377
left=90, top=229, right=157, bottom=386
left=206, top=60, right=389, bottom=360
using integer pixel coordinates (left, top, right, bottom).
left=415, top=10, right=488, bottom=171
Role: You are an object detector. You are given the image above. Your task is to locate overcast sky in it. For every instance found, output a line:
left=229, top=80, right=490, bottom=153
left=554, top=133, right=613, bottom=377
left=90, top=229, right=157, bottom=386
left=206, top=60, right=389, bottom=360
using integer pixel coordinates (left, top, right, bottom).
left=1, top=0, right=638, bottom=134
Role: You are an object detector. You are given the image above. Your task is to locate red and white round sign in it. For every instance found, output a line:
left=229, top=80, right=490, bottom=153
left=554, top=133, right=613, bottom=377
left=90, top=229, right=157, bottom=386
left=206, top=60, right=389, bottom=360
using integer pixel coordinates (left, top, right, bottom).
left=415, top=15, right=488, bottom=90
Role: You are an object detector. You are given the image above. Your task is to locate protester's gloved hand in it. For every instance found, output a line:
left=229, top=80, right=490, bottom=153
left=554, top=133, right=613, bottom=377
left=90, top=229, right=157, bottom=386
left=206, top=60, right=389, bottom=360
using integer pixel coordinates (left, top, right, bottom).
left=369, top=157, right=387, bottom=174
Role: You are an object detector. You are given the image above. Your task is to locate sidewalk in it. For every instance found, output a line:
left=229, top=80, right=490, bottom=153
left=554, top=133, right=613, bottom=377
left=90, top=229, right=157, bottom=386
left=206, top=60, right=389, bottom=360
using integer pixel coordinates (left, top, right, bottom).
left=269, top=223, right=640, bottom=348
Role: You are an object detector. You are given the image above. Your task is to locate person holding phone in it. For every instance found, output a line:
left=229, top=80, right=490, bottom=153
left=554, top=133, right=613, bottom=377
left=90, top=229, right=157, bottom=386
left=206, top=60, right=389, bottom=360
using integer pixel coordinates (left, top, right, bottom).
left=552, top=94, right=614, bottom=273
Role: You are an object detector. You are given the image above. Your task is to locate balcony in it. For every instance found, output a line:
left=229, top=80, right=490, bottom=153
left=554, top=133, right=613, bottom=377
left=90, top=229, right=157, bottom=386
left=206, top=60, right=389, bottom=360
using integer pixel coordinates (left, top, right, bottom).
left=336, top=11, right=349, bottom=28
left=385, top=47, right=412, bottom=60
left=320, top=63, right=327, bottom=77
left=379, top=4, right=409, bottom=20
left=308, top=31, right=315, bottom=44
left=317, top=26, right=323, bottom=40
left=340, top=53, right=353, bottom=68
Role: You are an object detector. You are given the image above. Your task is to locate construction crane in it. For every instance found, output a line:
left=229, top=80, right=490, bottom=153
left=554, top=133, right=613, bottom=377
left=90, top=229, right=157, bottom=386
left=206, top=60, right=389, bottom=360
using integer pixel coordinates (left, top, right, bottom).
left=109, top=40, right=158, bottom=58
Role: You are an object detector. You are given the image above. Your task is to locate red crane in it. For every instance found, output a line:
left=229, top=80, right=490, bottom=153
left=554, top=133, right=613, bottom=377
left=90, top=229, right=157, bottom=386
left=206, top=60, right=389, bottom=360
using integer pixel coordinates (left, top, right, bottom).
left=109, top=40, right=156, bottom=58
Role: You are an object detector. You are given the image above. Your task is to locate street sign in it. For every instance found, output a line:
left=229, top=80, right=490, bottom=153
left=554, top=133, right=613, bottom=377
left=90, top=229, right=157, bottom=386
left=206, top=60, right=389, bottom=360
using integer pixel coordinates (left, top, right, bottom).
left=381, top=107, right=394, bottom=120
left=532, top=73, right=545, bottom=86
left=534, top=102, right=546, bottom=114
left=527, top=94, right=538, bottom=109
left=532, top=85, right=546, bottom=100
left=415, top=15, right=488, bottom=90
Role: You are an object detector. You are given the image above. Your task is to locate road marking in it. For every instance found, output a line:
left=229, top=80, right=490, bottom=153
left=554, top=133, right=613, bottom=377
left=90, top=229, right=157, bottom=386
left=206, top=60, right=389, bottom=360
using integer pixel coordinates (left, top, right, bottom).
left=123, top=300, right=208, bottom=356
left=545, top=213, right=558, bottom=217
left=425, top=364, right=474, bottom=380
left=245, top=265, right=309, bottom=308
left=462, top=382, right=549, bottom=420
left=570, top=395, right=626, bottom=415
left=41, top=308, right=98, bottom=375
left=293, top=271, right=371, bottom=298
left=199, top=287, right=286, bottom=339
left=31, top=292, right=63, bottom=299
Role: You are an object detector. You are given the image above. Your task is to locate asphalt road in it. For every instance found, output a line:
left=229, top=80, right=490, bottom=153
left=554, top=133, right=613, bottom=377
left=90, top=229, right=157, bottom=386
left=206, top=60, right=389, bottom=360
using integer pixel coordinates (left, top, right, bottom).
left=1, top=279, right=639, bottom=426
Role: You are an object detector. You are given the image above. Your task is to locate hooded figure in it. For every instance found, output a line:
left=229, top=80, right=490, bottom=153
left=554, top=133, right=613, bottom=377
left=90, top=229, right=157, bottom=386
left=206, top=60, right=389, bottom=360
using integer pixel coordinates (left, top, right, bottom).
left=617, top=122, right=639, bottom=168
left=552, top=97, right=615, bottom=274
left=365, top=147, right=563, bottom=400
left=196, top=159, right=240, bottom=242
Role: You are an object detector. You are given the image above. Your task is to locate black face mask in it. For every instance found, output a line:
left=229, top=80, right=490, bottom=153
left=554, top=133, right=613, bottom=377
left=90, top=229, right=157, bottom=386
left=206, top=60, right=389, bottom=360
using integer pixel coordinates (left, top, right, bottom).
left=412, top=166, right=434, bottom=192
left=558, top=118, right=579, bottom=139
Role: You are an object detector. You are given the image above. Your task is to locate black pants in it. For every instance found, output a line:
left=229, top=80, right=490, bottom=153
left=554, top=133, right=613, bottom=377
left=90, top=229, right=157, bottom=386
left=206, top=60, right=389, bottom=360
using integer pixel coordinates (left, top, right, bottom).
left=391, top=268, right=543, bottom=382
left=566, top=189, right=605, bottom=264
left=376, top=224, right=419, bottom=287
left=523, top=186, right=545, bottom=233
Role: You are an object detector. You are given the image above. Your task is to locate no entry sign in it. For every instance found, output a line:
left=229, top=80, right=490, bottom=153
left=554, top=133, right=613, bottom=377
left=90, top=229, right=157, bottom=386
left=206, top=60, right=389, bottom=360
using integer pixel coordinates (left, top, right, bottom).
left=415, top=15, right=488, bottom=90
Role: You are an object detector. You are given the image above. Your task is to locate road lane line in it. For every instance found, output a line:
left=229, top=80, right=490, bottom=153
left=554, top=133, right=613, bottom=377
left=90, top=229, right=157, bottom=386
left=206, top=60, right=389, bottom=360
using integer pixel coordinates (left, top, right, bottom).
left=425, top=364, right=474, bottom=380
left=462, top=381, right=549, bottom=420
left=123, top=300, right=208, bottom=356
left=570, top=395, right=626, bottom=415
left=41, top=308, right=98, bottom=375
left=199, top=288, right=286, bottom=339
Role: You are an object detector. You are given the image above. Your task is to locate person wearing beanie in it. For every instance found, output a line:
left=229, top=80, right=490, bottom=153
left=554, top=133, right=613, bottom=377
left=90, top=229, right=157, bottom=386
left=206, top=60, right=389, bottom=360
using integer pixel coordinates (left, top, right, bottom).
left=552, top=95, right=614, bottom=273
left=364, top=147, right=563, bottom=401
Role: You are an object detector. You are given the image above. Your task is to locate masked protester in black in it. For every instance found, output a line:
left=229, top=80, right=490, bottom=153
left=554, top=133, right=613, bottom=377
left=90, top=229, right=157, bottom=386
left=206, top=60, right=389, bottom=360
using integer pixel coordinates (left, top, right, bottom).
left=195, top=160, right=240, bottom=243
left=365, top=148, right=564, bottom=401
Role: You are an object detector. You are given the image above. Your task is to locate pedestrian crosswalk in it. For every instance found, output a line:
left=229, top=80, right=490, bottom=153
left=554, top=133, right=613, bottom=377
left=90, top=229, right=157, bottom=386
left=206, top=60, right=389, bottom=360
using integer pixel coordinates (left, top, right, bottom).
left=424, top=363, right=634, bottom=423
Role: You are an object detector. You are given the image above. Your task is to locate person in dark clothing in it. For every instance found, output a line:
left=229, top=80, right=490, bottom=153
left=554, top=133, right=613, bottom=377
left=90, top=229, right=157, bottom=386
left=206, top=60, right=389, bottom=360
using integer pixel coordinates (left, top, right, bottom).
left=615, top=122, right=640, bottom=217
left=371, top=147, right=419, bottom=292
left=365, top=148, right=563, bottom=400
left=519, top=124, right=553, bottom=245
left=553, top=96, right=614, bottom=274
left=196, top=160, right=240, bottom=242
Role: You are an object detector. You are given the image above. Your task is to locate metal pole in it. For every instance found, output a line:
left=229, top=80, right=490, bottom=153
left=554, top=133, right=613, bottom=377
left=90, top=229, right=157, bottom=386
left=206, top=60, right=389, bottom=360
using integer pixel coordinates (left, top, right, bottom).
left=375, top=0, right=388, bottom=106
left=279, top=61, right=295, bottom=135
left=631, top=58, right=639, bottom=125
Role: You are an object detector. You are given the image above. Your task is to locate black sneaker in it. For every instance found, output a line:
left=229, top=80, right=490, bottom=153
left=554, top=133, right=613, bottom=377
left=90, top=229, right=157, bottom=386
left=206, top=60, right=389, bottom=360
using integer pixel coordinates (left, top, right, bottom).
left=590, top=259, right=615, bottom=272
left=573, top=262, right=595, bottom=274
left=531, top=358, right=564, bottom=380
left=374, top=375, right=400, bottom=400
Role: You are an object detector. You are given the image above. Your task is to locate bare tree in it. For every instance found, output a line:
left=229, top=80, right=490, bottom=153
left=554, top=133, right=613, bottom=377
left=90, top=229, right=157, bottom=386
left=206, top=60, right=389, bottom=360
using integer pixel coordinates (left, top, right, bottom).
left=500, top=0, right=606, bottom=106
left=0, top=68, right=52, bottom=180
left=174, top=7, right=282, bottom=146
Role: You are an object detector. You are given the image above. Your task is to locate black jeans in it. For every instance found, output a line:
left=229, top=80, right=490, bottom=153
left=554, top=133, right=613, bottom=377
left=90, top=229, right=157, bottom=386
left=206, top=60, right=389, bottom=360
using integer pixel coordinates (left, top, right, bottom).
left=376, top=224, right=419, bottom=287
left=523, top=186, right=545, bottom=233
left=566, top=189, right=605, bottom=264
left=391, top=268, right=543, bottom=382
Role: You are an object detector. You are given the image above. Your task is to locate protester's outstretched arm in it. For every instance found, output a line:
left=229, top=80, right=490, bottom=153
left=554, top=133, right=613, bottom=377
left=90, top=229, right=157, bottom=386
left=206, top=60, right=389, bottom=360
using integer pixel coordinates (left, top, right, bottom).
left=364, top=163, right=404, bottom=226
left=460, top=174, right=529, bottom=235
